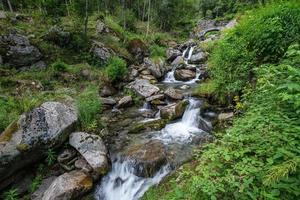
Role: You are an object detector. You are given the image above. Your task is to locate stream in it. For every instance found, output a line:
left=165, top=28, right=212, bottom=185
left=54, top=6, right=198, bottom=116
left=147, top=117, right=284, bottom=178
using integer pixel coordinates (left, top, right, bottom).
left=95, top=45, right=211, bottom=200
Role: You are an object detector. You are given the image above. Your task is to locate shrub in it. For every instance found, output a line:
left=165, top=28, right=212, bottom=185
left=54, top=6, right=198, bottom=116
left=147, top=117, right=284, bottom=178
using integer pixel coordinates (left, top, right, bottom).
left=149, top=44, right=166, bottom=58
left=76, top=86, right=102, bottom=131
left=209, top=1, right=300, bottom=100
left=51, top=60, right=69, bottom=73
left=105, top=56, right=127, bottom=82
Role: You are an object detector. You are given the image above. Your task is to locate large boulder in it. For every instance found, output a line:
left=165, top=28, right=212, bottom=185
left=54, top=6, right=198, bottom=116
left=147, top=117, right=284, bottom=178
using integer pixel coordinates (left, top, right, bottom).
left=164, top=87, right=183, bottom=100
left=31, top=176, right=57, bottom=200
left=144, top=58, right=166, bottom=79
left=188, top=52, right=207, bottom=64
left=174, top=69, right=196, bottom=81
left=116, top=96, right=133, bottom=108
left=0, top=33, right=42, bottom=68
left=69, top=132, right=109, bottom=176
left=0, top=102, right=77, bottom=184
left=127, top=39, right=149, bottom=64
left=127, top=79, right=160, bottom=98
left=160, top=100, right=189, bottom=120
left=166, top=48, right=182, bottom=62
left=91, top=41, right=115, bottom=63
left=129, top=118, right=169, bottom=134
left=41, top=170, right=93, bottom=200
left=124, top=140, right=167, bottom=177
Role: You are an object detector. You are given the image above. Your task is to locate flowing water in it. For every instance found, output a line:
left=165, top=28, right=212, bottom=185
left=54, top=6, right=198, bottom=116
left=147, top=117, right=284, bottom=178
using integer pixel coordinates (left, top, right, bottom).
left=95, top=45, right=210, bottom=200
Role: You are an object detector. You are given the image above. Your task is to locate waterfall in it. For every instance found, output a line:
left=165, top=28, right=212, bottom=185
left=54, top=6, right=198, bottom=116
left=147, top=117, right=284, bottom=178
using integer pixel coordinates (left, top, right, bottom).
left=95, top=159, right=170, bottom=200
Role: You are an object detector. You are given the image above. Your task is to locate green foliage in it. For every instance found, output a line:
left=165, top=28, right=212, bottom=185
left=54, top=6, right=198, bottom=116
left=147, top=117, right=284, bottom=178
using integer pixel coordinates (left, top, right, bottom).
left=51, top=60, right=69, bottom=73
left=76, top=86, right=102, bottom=131
left=209, top=1, right=300, bottom=100
left=149, top=44, right=166, bottom=58
left=3, top=188, right=19, bottom=200
left=29, top=175, right=43, bottom=194
left=45, top=148, right=57, bottom=166
left=105, top=56, right=127, bottom=82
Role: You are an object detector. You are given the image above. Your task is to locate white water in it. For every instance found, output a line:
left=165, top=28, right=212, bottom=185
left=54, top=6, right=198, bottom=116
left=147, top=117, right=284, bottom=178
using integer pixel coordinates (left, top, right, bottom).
left=95, top=159, right=170, bottom=200
left=155, top=98, right=204, bottom=143
left=163, top=46, right=200, bottom=84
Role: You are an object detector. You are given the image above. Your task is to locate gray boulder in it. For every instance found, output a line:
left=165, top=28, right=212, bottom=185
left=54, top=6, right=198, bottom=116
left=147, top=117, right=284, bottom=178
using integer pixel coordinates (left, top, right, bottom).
left=166, top=48, right=182, bottom=62
left=160, top=100, right=189, bottom=120
left=41, top=170, right=93, bottom=200
left=188, top=52, right=207, bottom=64
left=31, top=176, right=57, bottom=200
left=127, top=79, right=160, bottom=98
left=91, top=41, right=115, bottom=63
left=69, top=132, right=109, bottom=176
left=164, top=87, right=183, bottom=100
left=116, top=96, right=133, bottom=108
left=144, top=58, right=166, bottom=79
left=0, top=33, right=42, bottom=68
left=174, top=69, right=196, bottom=81
left=0, top=102, right=77, bottom=183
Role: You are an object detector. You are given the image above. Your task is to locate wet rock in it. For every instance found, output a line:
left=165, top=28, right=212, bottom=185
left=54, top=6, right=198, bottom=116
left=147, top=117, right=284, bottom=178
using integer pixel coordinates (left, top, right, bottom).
left=198, top=118, right=213, bottom=133
left=164, top=87, right=183, bottom=100
left=0, top=102, right=77, bottom=183
left=188, top=52, right=207, bottom=64
left=160, top=100, right=189, bottom=120
left=166, top=48, right=182, bottom=62
left=41, top=170, right=93, bottom=200
left=146, top=94, right=165, bottom=102
left=127, top=79, right=160, bottom=98
left=140, top=74, right=157, bottom=83
left=91, top=41, right=115, bottom=63
left=218, top=112, right=234, bottom=121
left=116, top=96, right=133, bottom=108
left=174, top=69, right=196, bottom=81
left=179, top=85, right=190, bottom=90
left=127, top=39, right=149, bottom=64
left=171, top=56, right=184, bottom=67
left=129, top=119, right=169, bottom=134
left=100, top=85, right=117, bottom=97
left=178, top=40, right=197, bottom=51
left=69, top=132, right=109, bottom=176
left=99, top=97, right=116, bottom=106
left=0, top=33, right=42, bottom=68
left=124, top=140, right=167, bottom=177
left=31, top=176, right=57, bottom=200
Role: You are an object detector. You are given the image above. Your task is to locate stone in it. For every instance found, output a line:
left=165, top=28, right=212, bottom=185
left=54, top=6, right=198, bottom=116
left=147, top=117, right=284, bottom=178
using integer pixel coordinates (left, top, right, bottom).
left=116, top=96, right=133, bottom=108
left=188, top=52, right=207, bottom=64
left=218, top=112, right=234, bottom=121
left=129, top=119, right=169, bottom=134
left=160, top=100, right=189, bottom=120
left=0, top=11, right=6, bottom=19
left=57, top=148, right=77, bottom=164
left=127, top=79, right=160, bottom=98
left=166, top=48, right=182, bottom=62
left=100, top=85, right=117, bottom=97
left=31, top=176, right=57, bottom=200
left=96, top=20, right=110, bottom=34
left=0, top=33, right=42, bottom=68
left=99, top=97, right=116, bottom=106
left=171, top=56, right=184, bottom=67
left=146, top=94, right=165, bottom=102
left=0, top=102, right=77, bottom=183
left=75, top=158, right=93, bottom=173
left=41, top=170, right=93, bottom=200
left=164, top=87, right=183, bottom=100
left=69, top=132, right=109, bottom=175
left=144, top=58, right=166, bottom=79
left=91, top=41, right=115, bottom=63
left=178, top=39, right=197, bottom=51
left=174, top=69, right=196, bottom=81
left=43, top=25, right=71, bottom=47
left=124, top=140, right=167, bottom=177
left=127, top=39, right=149, bottom=64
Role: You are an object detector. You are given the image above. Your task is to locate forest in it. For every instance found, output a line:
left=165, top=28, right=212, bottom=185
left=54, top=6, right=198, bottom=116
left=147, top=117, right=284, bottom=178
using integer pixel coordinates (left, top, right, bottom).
left=0, top=0, right=299, bottom=200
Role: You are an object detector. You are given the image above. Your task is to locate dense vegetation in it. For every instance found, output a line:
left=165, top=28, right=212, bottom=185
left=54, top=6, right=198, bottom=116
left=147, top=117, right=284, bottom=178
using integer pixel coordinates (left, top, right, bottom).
left=144, top=1, right=300, bottom=199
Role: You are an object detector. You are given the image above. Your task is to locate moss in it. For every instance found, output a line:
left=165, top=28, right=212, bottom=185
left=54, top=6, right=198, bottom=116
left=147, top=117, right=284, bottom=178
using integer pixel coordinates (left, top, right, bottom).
left=17, top=143, right=30, bottom=152
left=0, top=121, right=19, bottom=143
left=129, top=119, right=169, bottom=134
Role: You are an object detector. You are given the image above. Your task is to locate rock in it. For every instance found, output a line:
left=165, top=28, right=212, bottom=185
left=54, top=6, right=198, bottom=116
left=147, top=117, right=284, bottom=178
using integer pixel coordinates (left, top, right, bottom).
left=100, top=85, right=117, bottom=97
left=31, top=176, right=57, bottom=200
left=146, top=94, right=165, bottom=102
left=160, top=100, right=189, bottom=120
left=188, top=52, right=207, bottom=64
left=144, top=58, right=166, bottom=79
left=127, top=39, right=149, bottom=64
left=43, top=25, right=71, bottom=47
left=57, top=149, right=77, bottom=164
left=75, top=158, right=93, bottom=173
left=41, top=171, right=93, bottom=200
left=127, top=79, right=160, bottom=98
left=166, top=48, right=182, bottom=62
left=96, top=20, right=110, bottom=34
left=164, top=87, right=183, bottom=100
left=116, top=96, right=133, bottom=108
left=99, top=97, right=116, bottom=106
left=198, top=117, right=212, bottom=133
left=124, top=140, right=167, bottom=177
left=0, top=55, right=3, bottom=65
left=174, top=69, right=196, bottom=81
left=140, top=69, right=151, bottom=75
left=178, top=40, right=197, bottom=51
left=218, top=112, right=234, bottom=121
left=69, top=132, right=109, bottom=176
left=0, top=102, right=77, bottom=183
left=91, top=41, right=115, bottom=63
left=0, top=33, right=42, bottom=68
left=129, top=119, right=169, bottom=134
left=0, top=11, right=6, bottom=19
left=171, top=56, right=184, bottom=67
left=179, top=85, right=190, bottom=90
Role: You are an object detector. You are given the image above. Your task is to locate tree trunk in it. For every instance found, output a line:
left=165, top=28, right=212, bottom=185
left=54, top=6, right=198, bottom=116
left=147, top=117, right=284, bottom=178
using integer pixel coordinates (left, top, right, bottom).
left=146, top=0, right=151, bottom=37
left=84, top=0, right=89, bottom=36
left=142, top=0, right=146, bottom=21
left=7, top=0, right=13, bottom=12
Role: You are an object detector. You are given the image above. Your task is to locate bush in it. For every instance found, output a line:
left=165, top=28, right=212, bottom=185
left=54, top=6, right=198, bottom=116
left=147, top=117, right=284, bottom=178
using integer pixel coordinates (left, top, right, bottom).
left=76, top=86, right=102, bottom=131
left=51, top=60, right=69, bottom=73
left=105, top=56, right=127, bottom=82
left=209, top=1, right=300, bottom=100
left=149, top=44, right=166, bottom=58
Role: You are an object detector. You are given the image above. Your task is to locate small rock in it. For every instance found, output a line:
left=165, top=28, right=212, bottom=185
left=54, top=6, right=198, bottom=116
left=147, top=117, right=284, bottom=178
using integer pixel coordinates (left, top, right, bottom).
left=127, top=79, right=160, bottom=98
left=91, top=41, right=115, bottom=63
left=100, top=85, right=117, bottom=97
left=160, top=100, right=189, bottom=120
left=174, top=69, right=196, bottom=81
left=99, top=97, right=116, bottom=106
left=57, top=148, right=77, bottom=164
left=116, top=96, right=133, bottom=108
left=75, top=158, right=93, bottom=173
left=31, top=176, right=57, bottom=200
left=179, top=85, right=190, bottom=90
left=166, top=48, right=182, bottom=62
left=164, top=88, right=183, bottom=100
left=188, top=52, right=207, bottom=64
left=146, top=94, right=165, bottom=102
left=69, top=132, right=109, bottom=176
left=218, top=112, right=234, bottom=121
left=41, top=171, right=93, bottom=200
